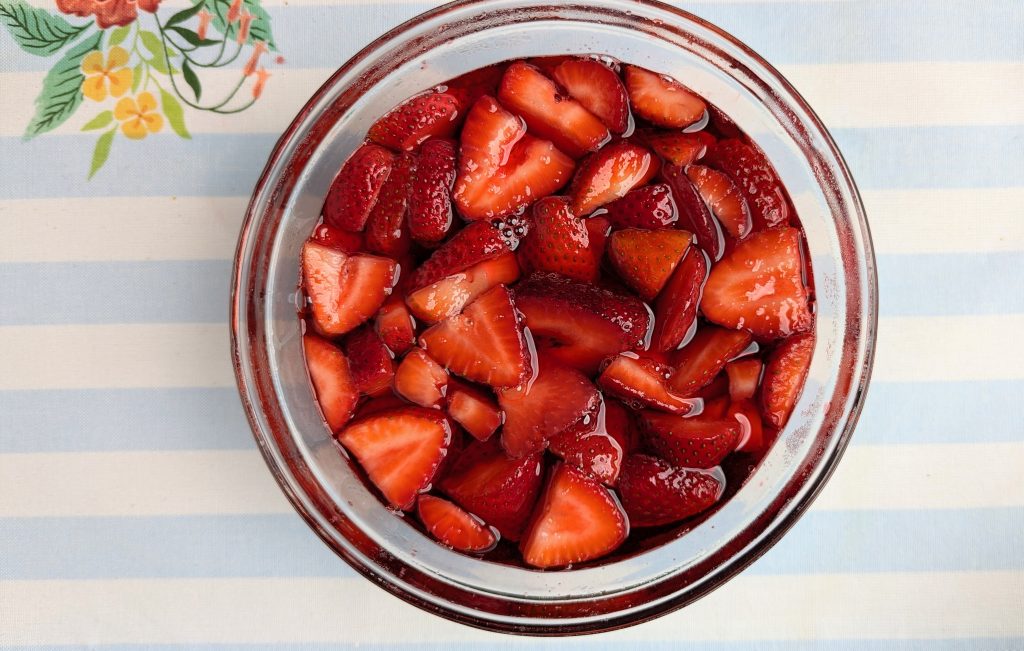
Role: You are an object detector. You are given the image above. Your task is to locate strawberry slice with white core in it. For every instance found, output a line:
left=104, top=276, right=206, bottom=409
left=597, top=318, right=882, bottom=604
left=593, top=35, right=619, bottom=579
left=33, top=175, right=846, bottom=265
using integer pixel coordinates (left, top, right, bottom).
left=551, top=58, right=630, bottom=134
left=570, top=142, right=658, bottom=216
left=642, top=130, right=716, bottom=167
left=302, top=241, right=397, bottom=337
left=760, top=332, right=814, bottom=429
left=687, top=164, right=752, bottom=240
left=624, top=65, right=707, bottom=129
left=597, top=353, right=700, bottom=415
left=417, top=494, right=499, bottom=553
left=607, top=228, right=693, bottom=301
left=639, top=409, right=740, bottom=469
left=668, top=325, right=753, bottom=396
left=618, top=454, right=723, bottom=527
left=394, top=348, right=449, bottom=408
left=302, top=334, right=358, bottom=433
left=406, top=252, right=520, bottom=323
left=367, top=91, right=461, bottom=152
left=446, top=379, right=503, bottom=442
left=651, top=245, right=709, bottom=353
left=323, top=143, right=395, bottom=232
left=726, top=358, right=763, bottom=401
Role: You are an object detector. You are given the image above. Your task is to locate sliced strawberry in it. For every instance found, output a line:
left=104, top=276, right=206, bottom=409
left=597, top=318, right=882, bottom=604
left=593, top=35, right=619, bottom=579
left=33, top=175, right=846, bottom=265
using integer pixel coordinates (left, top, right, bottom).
left=618, top=454, right=723, bottom=527
left=623, top=65, right=706, bottom=129
left=410, top=220, right=509, bottom=289
left=302, top=334, right=357, bottom=433
left=417, top=494, right=498, bottom=553
left=513, top=272, right=651, bottom=373
left=438, top=438, right=544, bottom=541
left=607, top=228, right=692, bottom=301
left=419, top=285, right=530, bottom=388
left=406, top=252, right=520, bottom=323
left=570, top=142, right=658, bottom=216
left=497, top=358, right=599, bottom=457
left=492, top=212, right=532, bottom=250
left=311, top=223, right=363, bottom=253
left=549, top=399, right=625, bottom=486
left=642, top=130, right=716, bottom=166
left=364, top=153, right=415, bottom=257
left=729, top=398, right=766, bottom=453
left=337, top=407, right=452, bottom=510
left=697, top=372, right=729, bottom=401
left=552, top=58, right=630, bottom=134
left=323, top=143, right=394, bottom=232
left=498, top=61, right=609, bottom=157
left=517, top=196, right=605, bottom=283
left=446, top=379, right=503, bottom=442
left=367, top=91, right=460, bottom=152
left=343, top=325, right=395, bottom=397
left=375, top=296, right=416, bottom=355
left=687, top=164, right=752, bottom=240
left=525, top=55, right=573, bottom=78
left=700, top=227, right=813, bottom=339
left=661, top=163, right=723, bottom=261
left=604, top=398, right=639, bottom=455
left=353, top=393, right=408, bottom=420
left=394, top=348, right=449, bottom=408
left=444, top=64, right=507, bottom=113
left=520, top=463, right=629, bottom=569
left=760, top=332, right=814, bottom=429
left=602, top=183, right=679, bottom=230
left=704, top=139, right=789, bottom=231
left=638, top=410, right=740, bottom=469
left=302, top=241, right=397, bottom=337
left=668, top=325, right=752, bottom=396
left=651, top=246, right=709, bottom=353
left=408, top=138, right=457, bottom=245
left=726, top=358, right=763, bottom=401
left=597, top=353, right=700, bottom=415
left=701, top=394, right=731, bottom=420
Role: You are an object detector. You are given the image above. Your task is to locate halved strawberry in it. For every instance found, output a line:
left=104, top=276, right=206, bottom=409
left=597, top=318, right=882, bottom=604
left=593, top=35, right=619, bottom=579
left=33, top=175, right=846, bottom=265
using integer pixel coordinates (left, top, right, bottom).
left=438, top=438, right=544, bottom=541
left=367, top=91, right=460, bottom=152
left=337, top=407, right=452, bottom=510
left=408, top=138, right=456, bottom=245
left=661, top=163, right=723, bottom=261
left=417, top=494, right=498, bottom=553
left=394, top=348, right=449, bottom=408
left=623, top=65, right=706, bottom=129
left=498, top=61, right=610, bottom=157
left=570, top=142, right=659, bottom=216
left=446, top=379, right=503, bottom=442
left=406, top=252, right=520, bottom=323
left=513, top=272, right=651, bottom=373
left=323, top=143, right=395, bottom=232
left=642, top=130, right=716, bottom=166
left=604, top=398, right=639, bottom=455
left=651, top=246, right=709, bottom=353
left=618, top=454, right=723, bottom=527
left=668, top=326, right=752, bottom=396
left=602, top=183, right=679, bottom=230
left=497, top=358, right=600, bottom=457
left=729, top=398, right=766, bottom=453
left=352, top=393, right=408, bottom=420
left=704, top=139, right=789, bottom=231
left=364, top=153, right=415, bottom=258
left=520, top=463, right=629, bottom=569
left=444, top=64, right=506, bottom=113
left=700, top=227, right=813, bottom=339
left=549, top=399, right=625, bottom=486
left=726, top=358, right=763, bottom=401
left=410, top=220, right=509, bottom=290
left=419, top=284, right=530, bottom=388
left=525, top=55, right=573, bottom=78
left=343, top=325, right=395, bottom=397
left=375, top=297, right=416, bottom=355
left=607, top=228, right=692, bottom=301
left=302, top=334, right=357, bottom=433
left=597, top=353, right=700, bottom=415
left=517, top=196, right=605, bottom=283
left=638, top=410, right=740, bottom=469
left=311, top=223, right=363, bottom=253
left=687, top=164, right=752, bottom=240
left=760, top=332, right=814, bottom=429
left=302, top=241, right=397, bottom=337
left=552, top=58, right=630, bottom=134
left=453, top=96, right=575, bottom=220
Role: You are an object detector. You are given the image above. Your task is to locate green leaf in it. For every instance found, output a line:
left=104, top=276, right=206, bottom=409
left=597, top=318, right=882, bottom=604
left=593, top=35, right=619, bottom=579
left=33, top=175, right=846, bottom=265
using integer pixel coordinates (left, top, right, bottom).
left=209, top=0, right=276, bottom=50
left=0, top=0, right=90, bottom=56
left=131, top=61, right=144, bottom=92
left=139, top=29, right=164, bottom=57
left=160, top=89, right=190, bottom=139
left=166, top=1, right=206, bottom=27
left=25, top=30, right=102, bottom=138
left=88, top=127, right=116, bottom=179
left=107, top=24, right=131, bottom=47
left=167, top=25, right=218, bottom=47
left=81, top=110, right=113, bottom=131
left=181, top=59, right=202, bottom=100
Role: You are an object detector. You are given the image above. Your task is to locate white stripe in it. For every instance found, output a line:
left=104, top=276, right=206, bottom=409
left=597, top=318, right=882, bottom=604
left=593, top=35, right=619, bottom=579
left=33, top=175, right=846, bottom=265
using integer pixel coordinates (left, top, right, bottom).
left=22, top=0, right=847, bottom=8
left=0, top=572, right=1019, bottom=644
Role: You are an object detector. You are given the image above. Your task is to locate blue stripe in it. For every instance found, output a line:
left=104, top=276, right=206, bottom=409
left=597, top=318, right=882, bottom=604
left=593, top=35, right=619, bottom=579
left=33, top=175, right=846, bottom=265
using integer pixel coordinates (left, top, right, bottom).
left=7, top=642, right=1024, bottom=651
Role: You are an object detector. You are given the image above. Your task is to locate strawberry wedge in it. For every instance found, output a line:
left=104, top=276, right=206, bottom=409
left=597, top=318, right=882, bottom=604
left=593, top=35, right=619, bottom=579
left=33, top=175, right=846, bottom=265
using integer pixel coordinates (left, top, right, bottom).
left=303, top=334, right=358, bottom=433
left=417, top=494, right=498, bottom=553
left=302, top=241, right=397, bottom=337
left=618, top=454, right=723, bottom=527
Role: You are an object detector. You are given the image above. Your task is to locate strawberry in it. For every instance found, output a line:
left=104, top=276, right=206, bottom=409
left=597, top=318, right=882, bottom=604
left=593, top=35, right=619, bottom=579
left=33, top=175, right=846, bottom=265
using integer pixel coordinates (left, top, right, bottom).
left=638, top=410, right=740, bottom=469
left=726, top=358, right=762, bottom=401
left=623, top=65, right=706, bottom=129
left=410, top=220, right=510, bottom=289
left=642, top=130, right=716, bottom=166
left=552, top=58, right=630, bottom=134
left=394, top=348, right=449, bottom=408
left=668, top=325, right=752, bottom=396
left=343, top=325, right=395, bottom=397
left=520, top=463, right=629, bottom=569
left=419, top=284, right=530, bottom=387
left=408, top=138, right=457, bottom=245
left=697, top=372, right=730, bottom=401
left=701, top=395, right=731, bottom=420
left=687, top=164, right=752, bottom=240
left=570, top=142, right=659, bottom=216
left=364, top=153, right=415, bottom=258
left=760, top=332, right=814, bottom=429
left=446, top=379, right=503, bottom=442
left=607, top=228, right=693, bottom=301
left=524, top=55, right=573, bottom=77
left=302, top=241, right=397, bottom=337
left=492, top=212, right=532, bottom=250
left=497, top=61, right=610, bottom=157
left=651, top=246, right=709, bottom=353
left=700, top=227, right=813, bottom=339
left=375, top=296, right=416, bottom=355
left=513, top=272, right=651, bottom=373
left=417, top=494, right=498, bottom=553
left=604, top=398, right=639, bottom=455
left=597, top=353, right=700, bottom=415
left=406, top=252, right=520, bottom=323
left=438, top=438, right=544, bottom=541
left=302, top=334, right=358, bottom=433
left=729, top=398, right=766, bottom=453
left=367, top=91, right=460, bottom=152
left=353, top=393, right=409, bottom=420
left=498, top=358, right=599, bottom=457
left=704, top=139, right=789, bottom=231
left=323, top=143, right=394, bottom=231
left=548, top=399, right=625, bottom=485
left=444, top=64, right=506, bottom=113
left=517, top=196, right=605, bottom=283
left=602, top=183, right=679, bottom=230
left=337, top=407, right=452, bottom=510
left=618, top=454, right=722, bottom=527
left=661, top=163, right=723, bottom=261
left=311, top=223, right=363, bottom=253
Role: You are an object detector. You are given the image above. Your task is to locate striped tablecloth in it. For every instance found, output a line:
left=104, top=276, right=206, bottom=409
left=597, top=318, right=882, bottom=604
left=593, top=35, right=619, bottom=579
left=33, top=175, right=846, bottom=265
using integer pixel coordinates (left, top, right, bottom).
left=1, top=0, right=1022, bottom=647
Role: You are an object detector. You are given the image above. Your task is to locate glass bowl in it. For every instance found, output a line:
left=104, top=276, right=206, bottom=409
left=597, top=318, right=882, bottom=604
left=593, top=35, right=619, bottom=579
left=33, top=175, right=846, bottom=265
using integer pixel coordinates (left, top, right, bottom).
left=230, top=0, right=877, bottom=635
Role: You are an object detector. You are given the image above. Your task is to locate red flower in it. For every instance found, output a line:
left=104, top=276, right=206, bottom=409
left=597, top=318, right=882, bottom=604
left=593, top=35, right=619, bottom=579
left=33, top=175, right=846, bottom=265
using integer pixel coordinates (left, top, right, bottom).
left=56, top=0, right=161, bottom=29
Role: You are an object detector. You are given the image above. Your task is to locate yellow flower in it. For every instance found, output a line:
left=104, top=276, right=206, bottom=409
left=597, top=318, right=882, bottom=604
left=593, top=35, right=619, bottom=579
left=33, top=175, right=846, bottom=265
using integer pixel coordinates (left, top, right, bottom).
left=114, top=91, right=163, bottom=139
left=81, top=46, right=132, bottom=102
